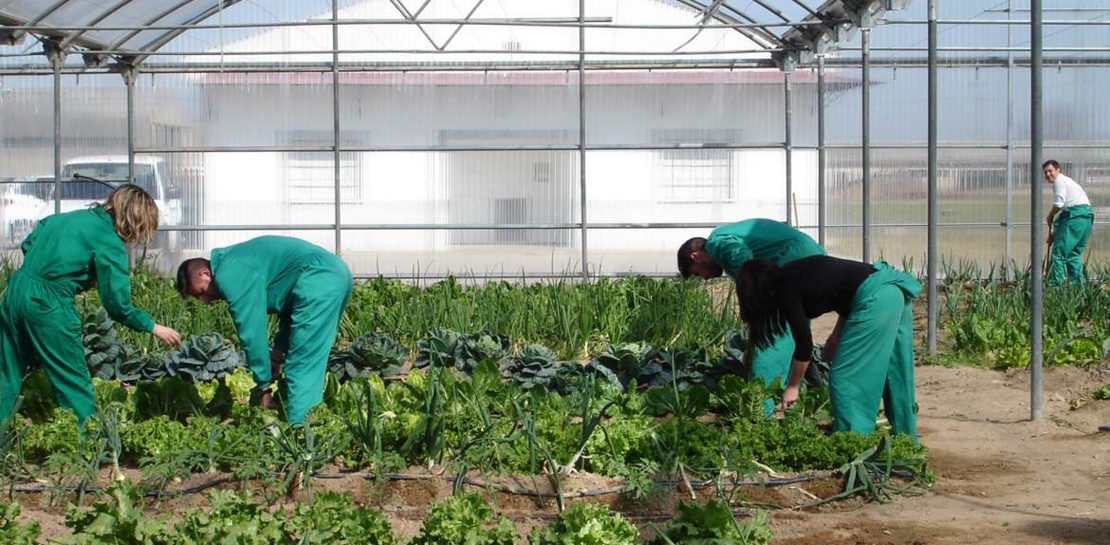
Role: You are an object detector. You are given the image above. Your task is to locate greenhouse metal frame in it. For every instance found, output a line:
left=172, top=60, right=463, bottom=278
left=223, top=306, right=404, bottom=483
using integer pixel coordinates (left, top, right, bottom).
left=2, top=0, right=1106, bottom=418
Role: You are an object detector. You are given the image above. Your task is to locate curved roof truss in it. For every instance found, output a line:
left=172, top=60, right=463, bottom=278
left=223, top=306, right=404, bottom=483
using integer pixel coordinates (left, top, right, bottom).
left=0, top=0, right=910, bottom=71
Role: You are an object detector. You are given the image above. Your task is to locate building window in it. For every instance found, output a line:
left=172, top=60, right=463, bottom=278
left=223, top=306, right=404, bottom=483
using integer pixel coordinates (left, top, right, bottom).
left=655, top=148, right=733, bottom=202
left=280, top=131, right=365, bottom=205
left=283, top=151, right=362, bottom=204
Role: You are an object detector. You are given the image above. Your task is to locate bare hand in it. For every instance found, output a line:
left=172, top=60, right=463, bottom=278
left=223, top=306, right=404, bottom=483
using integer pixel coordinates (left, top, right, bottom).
left=151, top=324, right=182, bottom=347
left=780, top=386, right=800, bottom=411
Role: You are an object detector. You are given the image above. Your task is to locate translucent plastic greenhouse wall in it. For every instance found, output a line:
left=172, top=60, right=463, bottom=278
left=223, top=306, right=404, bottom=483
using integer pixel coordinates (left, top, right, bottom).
left=1, top=0, right=1108, bottom=280
left=819, top=2, right=1110, bottom=275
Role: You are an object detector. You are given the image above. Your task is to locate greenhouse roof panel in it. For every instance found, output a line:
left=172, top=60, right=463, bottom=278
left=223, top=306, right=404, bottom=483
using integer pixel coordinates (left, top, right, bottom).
left=0, top=0, right=246, bottom=64
left=0, top=0, right=910, bottom=70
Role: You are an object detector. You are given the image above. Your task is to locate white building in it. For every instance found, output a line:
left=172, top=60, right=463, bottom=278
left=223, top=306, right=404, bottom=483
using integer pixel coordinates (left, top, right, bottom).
left=190, top=0, right=827, bottom=276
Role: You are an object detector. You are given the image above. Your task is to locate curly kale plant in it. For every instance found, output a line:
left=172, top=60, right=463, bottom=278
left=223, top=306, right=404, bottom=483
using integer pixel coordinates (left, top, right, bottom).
left=456, top=330, right=512, bottom=374
left=166, top=333, right=243, bottom=383
left=592, top=341, right=653, bottom=388
left=414, top=328, right=512, bottom=374
left=329, top=331, right=407, bottom=381
left=82, top=307, right=127, bottom=380
left=716, top=329, right=748, bottom=376
left=503, top=344, right=577, bottom=392
left=115, top=347, right=169, bottom=383
left=638, top=346, right=717, bottom=389
left=414, top=326, right=462, bottom=369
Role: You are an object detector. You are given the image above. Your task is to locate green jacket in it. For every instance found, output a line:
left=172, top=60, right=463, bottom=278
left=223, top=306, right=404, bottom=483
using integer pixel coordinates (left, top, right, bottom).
left=211, top=236, right=339, bottom=384
left=705, top=219, right=825, bottom=280
left=19, top=207, right=153, bottom=332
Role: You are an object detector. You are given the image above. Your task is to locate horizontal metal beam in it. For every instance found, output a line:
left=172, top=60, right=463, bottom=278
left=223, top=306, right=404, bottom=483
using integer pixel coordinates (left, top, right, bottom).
left=819, top=55, right=1110, bottom=68
left=353, top=271, right=681, bottom=281
left=882, top=18, right=1110, bottom=26
left=157, top=222, right=728, bottom=232
left=154, top=220, right=1110, bottom=234
left=0, top=57, right=779, bottom=74
left=135, top=142, right=792, bottom=154
left=840, top=46, right=1110, bottom=53
left=822, top=142, right=1110, bottom=150
left=0, top=18, right=866, bottom=31
left=4, top=46, right=778, bottom=58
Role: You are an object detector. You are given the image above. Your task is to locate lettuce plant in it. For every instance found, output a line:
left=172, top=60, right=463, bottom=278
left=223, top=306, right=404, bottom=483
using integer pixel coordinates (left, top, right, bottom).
left=649, top=500, right=772, bottom=545
left=529, top=502, right=638, bottom=545
left=409, top=493, right=516, bottom=545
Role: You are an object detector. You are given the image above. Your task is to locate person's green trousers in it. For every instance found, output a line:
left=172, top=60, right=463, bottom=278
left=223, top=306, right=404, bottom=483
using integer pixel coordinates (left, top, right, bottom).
left=281, top=254, right=352, bottom=424
left=750, top=325, right=797, bottom=415
left=1049, top=204, right=1093, bottom=286
left=0, top=272, right=93, bottom=424
left=828, top=262, right=921, bottom=440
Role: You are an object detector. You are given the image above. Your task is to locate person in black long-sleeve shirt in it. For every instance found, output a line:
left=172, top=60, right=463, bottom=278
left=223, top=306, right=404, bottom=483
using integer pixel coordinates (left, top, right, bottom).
left=736, top=255, right=920, bottom=440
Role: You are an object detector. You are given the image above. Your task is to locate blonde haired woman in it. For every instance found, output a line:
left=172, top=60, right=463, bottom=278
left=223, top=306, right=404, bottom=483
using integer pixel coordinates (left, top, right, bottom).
left=0, top=184, right=182, bottom=424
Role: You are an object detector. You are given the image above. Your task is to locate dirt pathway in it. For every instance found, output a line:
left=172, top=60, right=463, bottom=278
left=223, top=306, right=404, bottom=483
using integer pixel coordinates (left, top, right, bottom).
left=770, top=365, right=1110, bottom=545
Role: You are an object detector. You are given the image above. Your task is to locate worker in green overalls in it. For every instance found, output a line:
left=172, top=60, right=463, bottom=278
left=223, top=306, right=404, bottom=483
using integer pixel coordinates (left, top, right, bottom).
left=1043, top=159, right=1094, bottom=285
left=735, top=256, right=919, bottom=440
left=0, top=185, right=183, bottom=424
left=677, top=219, right=828, bottom=400
left=175, top=236, right=352, bottom=424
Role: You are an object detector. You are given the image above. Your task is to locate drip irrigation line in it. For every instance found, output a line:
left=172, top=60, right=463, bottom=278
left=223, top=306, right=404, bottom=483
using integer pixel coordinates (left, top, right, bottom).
left=360, top=470, right=836, bottom=498
left=8, top=476, right=233, bottom=498
left=4, top=468, right=846, bottom=500
left=362, top=472, right=632, bottom=497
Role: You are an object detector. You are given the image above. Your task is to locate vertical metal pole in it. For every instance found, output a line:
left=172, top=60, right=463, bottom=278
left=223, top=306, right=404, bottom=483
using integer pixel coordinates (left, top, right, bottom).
left=784, top=72, right=794, bottom=225
left=926, top=0, right=938, bottom=355
left=578, top=0, right=588, bottom=279
left=332, top=0, right=343, bottom=256
left=1005, top=0, right=1015, bottom=275
left=125, top=67, right=137, bottom=267
left=47, top=43, right=64, bottom=215
left=1030, top=0, right=1044, bottom=421
left=124, top=67, right=136, bottom=181
left=861, top=27, right=872, bottom=262
left=817, top=56, right=827, bottom=247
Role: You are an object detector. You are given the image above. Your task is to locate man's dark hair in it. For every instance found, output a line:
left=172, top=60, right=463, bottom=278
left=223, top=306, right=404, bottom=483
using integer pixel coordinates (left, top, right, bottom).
left=677, top=237, right=707, bottom=278
left=1042, top=159, right=1061, bottom=170
left=175, top=257, right=211, bottom=298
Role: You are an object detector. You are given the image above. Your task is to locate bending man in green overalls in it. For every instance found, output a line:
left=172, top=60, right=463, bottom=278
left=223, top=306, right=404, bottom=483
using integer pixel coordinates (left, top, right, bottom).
left=677, top=219, right=827, bottom=396
left=1043, top=159, right=1094, bottom=285
left=176, top=236, right=353, bottom=424
left=0, top=185, right=182, bottom=425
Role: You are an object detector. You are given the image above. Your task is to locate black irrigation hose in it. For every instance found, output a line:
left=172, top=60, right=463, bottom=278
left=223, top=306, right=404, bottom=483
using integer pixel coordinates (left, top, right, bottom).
left=363, top=473, right=632, bottom=498
left=8, top=476, right=233, bottom=498
left=4, top=469, right=839, bottom=500
left=359, top=470, right=837, bottom=498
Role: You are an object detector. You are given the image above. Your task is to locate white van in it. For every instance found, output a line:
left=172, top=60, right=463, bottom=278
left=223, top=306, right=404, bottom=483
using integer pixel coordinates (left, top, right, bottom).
left=1, top=176, right=52, bottom=245
left=1, top=156, right=183, bottom=266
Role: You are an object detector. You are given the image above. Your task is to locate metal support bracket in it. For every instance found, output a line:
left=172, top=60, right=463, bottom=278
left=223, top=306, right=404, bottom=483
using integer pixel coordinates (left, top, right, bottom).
left=42, top=38, right=67, bottom=67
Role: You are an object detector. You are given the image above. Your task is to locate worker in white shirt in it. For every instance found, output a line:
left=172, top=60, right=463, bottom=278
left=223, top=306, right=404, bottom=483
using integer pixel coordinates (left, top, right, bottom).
left=1043, top=160, right=1094, bottom=285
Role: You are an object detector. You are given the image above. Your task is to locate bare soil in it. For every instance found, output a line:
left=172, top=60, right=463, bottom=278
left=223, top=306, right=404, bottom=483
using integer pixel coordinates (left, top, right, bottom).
left=12, top=362, right=1110, bottom=544
left=771, top=364, right=1110, bottom=545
